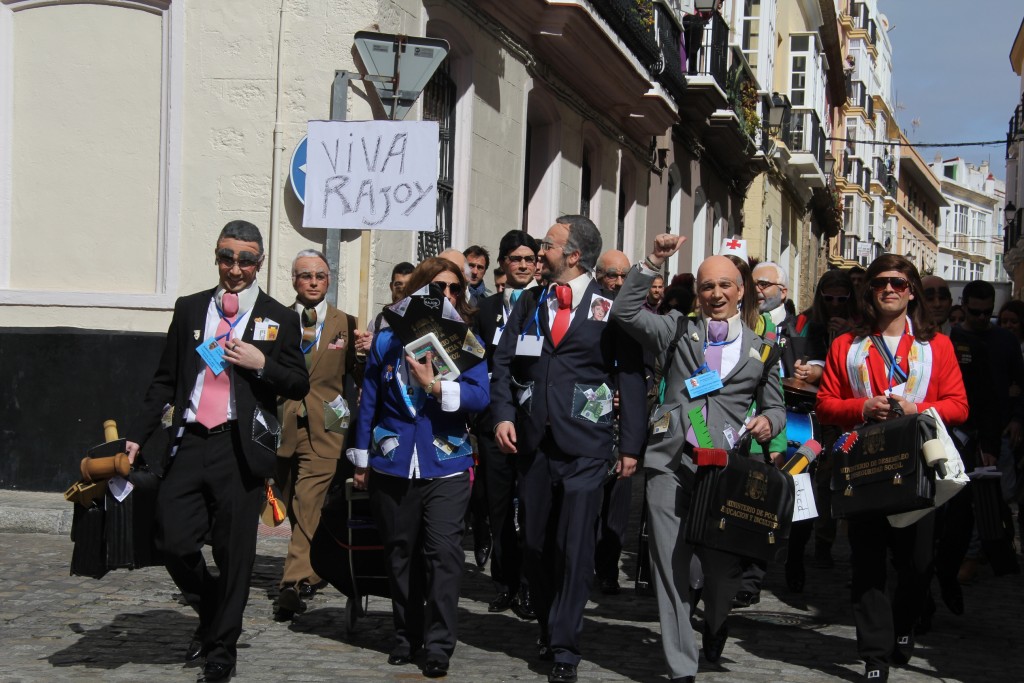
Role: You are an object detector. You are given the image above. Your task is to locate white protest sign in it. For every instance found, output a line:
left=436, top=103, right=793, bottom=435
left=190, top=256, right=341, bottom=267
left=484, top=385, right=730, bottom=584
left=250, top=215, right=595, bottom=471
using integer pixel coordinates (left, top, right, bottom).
left=302, top=119, right=439, bottom=231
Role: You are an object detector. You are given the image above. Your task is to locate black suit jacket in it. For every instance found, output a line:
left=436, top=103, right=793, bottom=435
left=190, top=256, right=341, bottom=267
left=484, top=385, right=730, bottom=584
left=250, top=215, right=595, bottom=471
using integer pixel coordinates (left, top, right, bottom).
left=128, top=287, right=309, bottom=478
left=490, top=279, right=646, bottom=460
left=471, top=292, right=511, bottom=434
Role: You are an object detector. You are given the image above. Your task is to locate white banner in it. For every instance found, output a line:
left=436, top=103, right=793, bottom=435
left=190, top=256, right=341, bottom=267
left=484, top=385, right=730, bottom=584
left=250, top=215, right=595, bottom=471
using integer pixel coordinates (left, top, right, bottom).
left=302, top=119, right=439, bottom=231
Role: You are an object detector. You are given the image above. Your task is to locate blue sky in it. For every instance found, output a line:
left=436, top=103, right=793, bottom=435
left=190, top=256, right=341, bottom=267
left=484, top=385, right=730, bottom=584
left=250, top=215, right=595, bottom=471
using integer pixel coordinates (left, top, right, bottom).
left=881, top=0, right=1023, bottom=173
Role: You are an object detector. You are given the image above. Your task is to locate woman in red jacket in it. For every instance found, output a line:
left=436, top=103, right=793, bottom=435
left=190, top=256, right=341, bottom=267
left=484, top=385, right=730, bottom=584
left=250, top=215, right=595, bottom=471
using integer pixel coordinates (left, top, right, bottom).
left=817, top=254, right=967, bottom=683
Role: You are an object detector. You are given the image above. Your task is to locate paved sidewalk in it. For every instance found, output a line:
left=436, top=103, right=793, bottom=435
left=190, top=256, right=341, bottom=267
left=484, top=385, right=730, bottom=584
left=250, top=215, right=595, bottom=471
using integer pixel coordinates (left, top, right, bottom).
left=1, top=487, right=1022, bottom=681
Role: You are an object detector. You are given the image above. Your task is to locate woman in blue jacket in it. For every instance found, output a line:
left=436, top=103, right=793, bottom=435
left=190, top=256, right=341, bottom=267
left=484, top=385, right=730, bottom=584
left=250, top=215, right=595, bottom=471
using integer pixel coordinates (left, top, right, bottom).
left=347, top=257, right=489, bottom=678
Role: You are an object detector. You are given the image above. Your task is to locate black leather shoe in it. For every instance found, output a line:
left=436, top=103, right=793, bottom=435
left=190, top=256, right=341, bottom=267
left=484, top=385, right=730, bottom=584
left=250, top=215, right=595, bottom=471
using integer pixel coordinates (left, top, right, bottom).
left=537, top=637, right=554, bottom=661
left=785, top=562, right=806, bottom=593
left=185, top=629, right=207, bottom=666
left=489, top=590, right=514, bottom=612
left=548, top=662, right=578, bottom=683
left=198, top=662, right=235, bottom=682
left=423, top=659, right=449, bottom=678
left=702, top=622, right=728, bottom=663
left=274, top=586, right=306, bottom=621
left=599, top=577, right=620, bottom=595
left=731, top=591, right=759, bottom=608
left=387, top=653, right=412, bottom=666
left=670, top=678, right=696, bottom=683
left=512, top=587, right=537, bottom=620
left=863, top=665, right=889, bottom=681
left=474, top=542, right=492, bottom=568
left=298, top=582, right=318, bottom=600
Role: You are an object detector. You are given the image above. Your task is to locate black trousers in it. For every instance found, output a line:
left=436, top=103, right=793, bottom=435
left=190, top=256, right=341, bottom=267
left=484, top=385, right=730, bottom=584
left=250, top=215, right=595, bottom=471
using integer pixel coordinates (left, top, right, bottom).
left=371, top=470, right=471, bottom=663
left=595, top=475, right=632, bottom=582
left=156, top=427, right=263, bottom=668
left=848, top=513, right=934, bottom=668
left=479, top=430, right=524, bottom=592
left=518, top=432, right=607, bottom=666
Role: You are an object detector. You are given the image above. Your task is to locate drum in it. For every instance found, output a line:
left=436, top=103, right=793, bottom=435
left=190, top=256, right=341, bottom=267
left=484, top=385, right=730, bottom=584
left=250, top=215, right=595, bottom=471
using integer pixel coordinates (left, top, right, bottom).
left=782, top=377, right=818, bottom=412
left=785, top=410, right=819, bottom=461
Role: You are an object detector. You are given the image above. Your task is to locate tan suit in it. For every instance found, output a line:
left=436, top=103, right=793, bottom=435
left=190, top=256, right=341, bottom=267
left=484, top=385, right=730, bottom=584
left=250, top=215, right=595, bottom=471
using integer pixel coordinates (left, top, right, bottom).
left=276, top=303, right=358, bottom=588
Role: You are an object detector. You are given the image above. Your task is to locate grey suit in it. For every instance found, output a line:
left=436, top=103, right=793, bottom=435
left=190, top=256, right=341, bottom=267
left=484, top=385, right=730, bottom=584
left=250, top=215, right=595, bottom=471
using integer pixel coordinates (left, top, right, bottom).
left=611, top=264, right=785, bottom=679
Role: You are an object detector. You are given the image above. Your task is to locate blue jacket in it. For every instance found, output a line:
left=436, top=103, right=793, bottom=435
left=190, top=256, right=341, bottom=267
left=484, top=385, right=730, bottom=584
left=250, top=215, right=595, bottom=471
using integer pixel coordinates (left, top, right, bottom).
left=353, top=328, right=490, bottom=478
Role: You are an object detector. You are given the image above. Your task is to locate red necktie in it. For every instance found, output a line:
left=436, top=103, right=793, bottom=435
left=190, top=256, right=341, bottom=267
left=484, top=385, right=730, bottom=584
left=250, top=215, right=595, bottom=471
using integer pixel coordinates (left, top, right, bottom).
left=550, top=284, right=572, bottom=347
left=195, top=292, right=238, bottom=429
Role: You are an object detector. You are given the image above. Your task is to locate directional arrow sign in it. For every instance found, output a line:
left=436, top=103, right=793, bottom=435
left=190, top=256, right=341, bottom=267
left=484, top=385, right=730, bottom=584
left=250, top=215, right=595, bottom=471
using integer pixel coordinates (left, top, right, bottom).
left=289, top=135, right=308, bottom=204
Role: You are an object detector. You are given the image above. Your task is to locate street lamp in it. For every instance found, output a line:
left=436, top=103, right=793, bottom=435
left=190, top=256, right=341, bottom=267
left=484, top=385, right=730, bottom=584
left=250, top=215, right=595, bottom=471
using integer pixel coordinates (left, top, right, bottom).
left=823, top=151, right=836, bottom=177
left=765, top=92, right=790, bottom=136
left=694, top=0, right=718, bottom=11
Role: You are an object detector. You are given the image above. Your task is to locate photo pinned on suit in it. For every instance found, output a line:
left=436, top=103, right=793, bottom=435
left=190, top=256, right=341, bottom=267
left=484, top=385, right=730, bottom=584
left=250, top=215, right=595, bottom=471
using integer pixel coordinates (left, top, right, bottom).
left=588, top=294, right=613, bottom=322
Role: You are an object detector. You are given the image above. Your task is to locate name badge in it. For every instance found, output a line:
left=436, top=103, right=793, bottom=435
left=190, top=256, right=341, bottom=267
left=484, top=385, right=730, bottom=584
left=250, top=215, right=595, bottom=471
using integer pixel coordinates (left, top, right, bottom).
left=516, top=335, right=543, bottom=357
left=196, top=338, right=228, bottom=375
left=685, top=371, right=723, bottom=398
left=492, top=327, right=504, bottom=346
left=723, top=425, right=737, bottom=449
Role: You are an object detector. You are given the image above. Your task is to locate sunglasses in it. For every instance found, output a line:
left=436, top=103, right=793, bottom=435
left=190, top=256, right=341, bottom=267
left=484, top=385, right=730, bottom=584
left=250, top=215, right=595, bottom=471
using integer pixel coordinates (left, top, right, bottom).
left=432, top=281, right=464, bottom=297
left=966, top=306, right=993, bottom=318
left=506, top=255, right=537, bottom=265
left=923, top=287, right=951, bottom=301
left=216, top=248, right=261, bottom=269
left=869, top=276, right=910, bottom=293
left=822, top=294, right=850, bottom=303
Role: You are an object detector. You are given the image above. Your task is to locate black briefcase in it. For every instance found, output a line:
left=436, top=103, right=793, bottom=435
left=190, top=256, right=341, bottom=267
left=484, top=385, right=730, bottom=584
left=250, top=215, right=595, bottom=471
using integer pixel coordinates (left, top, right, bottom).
left=830, top=413, right=937, bottom=520
left=685, top=447, right=796, bottom=563
left=70, top=501, right=108, bottom=579
left=104, top=466, right=162, bottom=570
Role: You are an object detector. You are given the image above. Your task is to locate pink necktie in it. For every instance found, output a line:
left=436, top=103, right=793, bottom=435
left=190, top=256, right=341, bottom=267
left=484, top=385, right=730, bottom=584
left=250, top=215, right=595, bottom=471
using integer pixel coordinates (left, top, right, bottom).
left=195, top=292, right=238, bottom=429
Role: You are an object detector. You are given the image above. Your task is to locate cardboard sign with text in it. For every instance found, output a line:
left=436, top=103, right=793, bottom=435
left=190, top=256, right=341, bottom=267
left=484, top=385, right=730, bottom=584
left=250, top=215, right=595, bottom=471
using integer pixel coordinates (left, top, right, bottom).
left=302, top=120, right=439, bottom=231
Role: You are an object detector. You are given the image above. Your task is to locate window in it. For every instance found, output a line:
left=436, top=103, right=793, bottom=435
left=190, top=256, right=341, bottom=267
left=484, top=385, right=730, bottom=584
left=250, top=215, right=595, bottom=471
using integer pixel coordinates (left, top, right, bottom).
left=953, top=205, right=968, bottom=234
left=789, top=35, right=811, bottom=107
left=970, top=262, right=983, bottom=281
left=844, top=195, right=854, bottom=231
left=953, top=259, right=967, bottom=280
left=866, top=198, right=875, bottom=238
left=741, top=0, right=761, bottom=70
left=995, top=253, right=1005, bottom=281
left=420, top=59, right=457, bottom=260
left=944, top=164, right=957, bottom=180
left=580, top=149, right=592, bottom=218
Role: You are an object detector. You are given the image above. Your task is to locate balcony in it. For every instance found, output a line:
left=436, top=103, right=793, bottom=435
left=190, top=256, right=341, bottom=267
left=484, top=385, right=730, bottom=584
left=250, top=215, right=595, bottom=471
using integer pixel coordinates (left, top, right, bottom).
left=777, top=108, right=828, bottom=190
left=1008, top=96, right=1024, bottom=159
left=473, top=0, right=678, bottom=141
left=847, top=79, right=871, bottom=115
left=652, top=2, right=686, bottom=105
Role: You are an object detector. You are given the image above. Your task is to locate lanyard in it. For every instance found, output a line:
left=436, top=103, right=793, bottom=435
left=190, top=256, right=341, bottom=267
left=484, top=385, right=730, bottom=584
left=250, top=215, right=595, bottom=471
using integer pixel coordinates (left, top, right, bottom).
left=692, top=331, right=736, bottom=377
left=520, top=286, right=551, bottom=340
left=299, top=323, right=324, bottom=354
left=873, top=332, right=906, bottom=391
left=214, top=305, right=247, bottom=342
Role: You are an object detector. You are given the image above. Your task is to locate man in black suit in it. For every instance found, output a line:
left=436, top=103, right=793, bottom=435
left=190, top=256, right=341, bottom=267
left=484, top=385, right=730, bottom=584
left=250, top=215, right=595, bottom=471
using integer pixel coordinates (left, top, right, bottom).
left=126, top=221, right=308, bottom=682
left=473, top=229, right=540, bottom=619
left=491, top=215, right=646, bottom=683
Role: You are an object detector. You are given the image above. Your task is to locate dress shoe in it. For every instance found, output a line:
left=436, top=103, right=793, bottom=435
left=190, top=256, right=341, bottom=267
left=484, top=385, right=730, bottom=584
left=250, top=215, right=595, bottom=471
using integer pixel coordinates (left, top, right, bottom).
left=537, top=637, right=554, bottom=661
left=598, top=577, right=620, bottom=595
left=702, top=622, right=728, bottom=663
left=548, top=662, right=578, bottom=683
left=730, top=591, right=759, bottom=609
left=185, top=636, right=206, bottom=666
left=387, top=652, right=413, bottom=666
left=423, top=659, right=450, bottom=678
left=939, top=577, right=965, bottom=615
left=512, top=587, right=537, bottom=621
left=474, top=542, right=492, bottom=568
left=670, top=678, right=696, bottom=683
left=785, top=561, right=806, bottom=593
left=198, top=662, right=235, bottom=682
left=489, top=590, right=514, bottom=613
left=298, top=582, right=318, bottom=600
left=274, top=585, right=307, bottom=621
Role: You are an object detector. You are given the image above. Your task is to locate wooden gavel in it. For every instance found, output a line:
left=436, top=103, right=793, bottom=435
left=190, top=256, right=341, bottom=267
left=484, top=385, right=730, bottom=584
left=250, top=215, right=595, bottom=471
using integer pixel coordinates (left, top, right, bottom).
left=80, top=420, right=131, bottom=482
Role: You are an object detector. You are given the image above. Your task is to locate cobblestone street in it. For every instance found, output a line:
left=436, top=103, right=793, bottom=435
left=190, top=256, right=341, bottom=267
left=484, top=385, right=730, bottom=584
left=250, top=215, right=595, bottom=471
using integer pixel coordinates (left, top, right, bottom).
left=2, top=509, right=1022, bottom=682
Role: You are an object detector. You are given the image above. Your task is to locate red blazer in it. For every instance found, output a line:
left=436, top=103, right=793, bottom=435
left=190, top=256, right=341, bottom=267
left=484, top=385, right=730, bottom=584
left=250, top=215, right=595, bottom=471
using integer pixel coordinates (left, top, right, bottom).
left=816, top=330, right=968, bottom=432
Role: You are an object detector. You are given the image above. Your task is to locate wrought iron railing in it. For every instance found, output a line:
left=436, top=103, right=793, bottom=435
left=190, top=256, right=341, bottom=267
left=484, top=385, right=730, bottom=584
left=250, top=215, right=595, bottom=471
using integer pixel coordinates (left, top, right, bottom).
left=591, top=0, right=662, bottom=69
left=653, top=3, right=686, bottom=104
left=1007, top=99, right=1024, bottom=159
left=684, top=11, right=728, bottom=87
